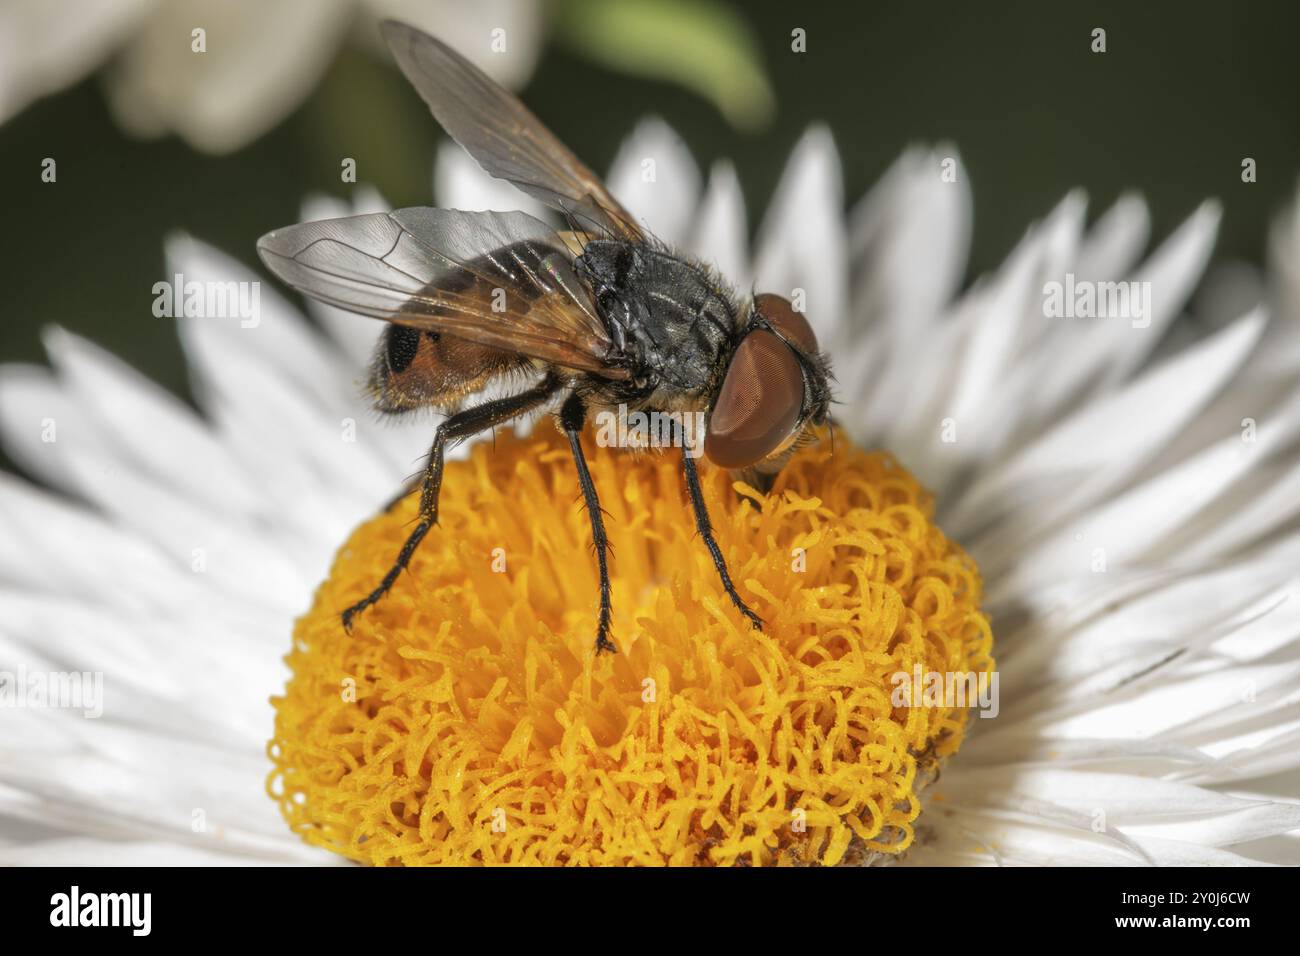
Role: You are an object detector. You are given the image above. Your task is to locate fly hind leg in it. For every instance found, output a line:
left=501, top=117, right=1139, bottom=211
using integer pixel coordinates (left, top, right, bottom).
left=341, top=379, right=559, bottom=631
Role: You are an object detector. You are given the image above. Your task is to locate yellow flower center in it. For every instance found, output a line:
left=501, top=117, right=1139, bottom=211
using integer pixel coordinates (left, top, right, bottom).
left=267, top=425, right=993, bottom=866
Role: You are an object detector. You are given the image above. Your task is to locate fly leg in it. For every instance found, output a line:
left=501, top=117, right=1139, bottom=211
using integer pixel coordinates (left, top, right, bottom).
left=341, top=378, right=560, bottom=631
left=682, top=451, right=764, bottom=630
left=559, top=392, right=617, bottom=654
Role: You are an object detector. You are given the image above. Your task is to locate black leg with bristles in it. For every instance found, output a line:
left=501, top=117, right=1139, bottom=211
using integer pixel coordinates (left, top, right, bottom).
left=559, top=392, right=617, bottom=654
left=682, top=451, right=763, bottom=630
left=341, top=378, right=560, bottom=631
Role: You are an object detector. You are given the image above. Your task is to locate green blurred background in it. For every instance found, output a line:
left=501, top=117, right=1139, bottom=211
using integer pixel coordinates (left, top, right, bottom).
left=2, top=0, right=1298, bottom=415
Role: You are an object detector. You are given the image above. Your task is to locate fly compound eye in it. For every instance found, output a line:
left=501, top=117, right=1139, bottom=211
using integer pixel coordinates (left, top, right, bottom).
left=704, top=330, right=804, bottom=469
left=752, top=293, right=818, bottom=355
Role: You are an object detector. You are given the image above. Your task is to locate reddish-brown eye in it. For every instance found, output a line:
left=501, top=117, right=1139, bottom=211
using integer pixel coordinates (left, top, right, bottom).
left=705, top=330, right=804, bottom=469
left=753, top=293, right=818, bottom=355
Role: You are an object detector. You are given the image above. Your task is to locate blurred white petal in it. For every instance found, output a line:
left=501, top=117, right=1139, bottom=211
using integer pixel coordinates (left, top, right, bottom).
left=105, top=0, right=356, bottom=153
left=0, top=0, right=153, bottom=124
left=751, top=125, right=847, bottom=352
left=606, top=117, right=702, bottom=245
left=687, top=160, right=749, bottom=286
left=434, top=141, right=551, bottom=219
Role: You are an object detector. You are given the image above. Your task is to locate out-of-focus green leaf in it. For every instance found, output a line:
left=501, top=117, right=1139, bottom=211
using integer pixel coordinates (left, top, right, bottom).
left=554, top=0, right=775, bottom=130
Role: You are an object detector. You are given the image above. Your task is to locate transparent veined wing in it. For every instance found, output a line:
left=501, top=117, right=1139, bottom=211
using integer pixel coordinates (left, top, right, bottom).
left=257, top=207, right=629, bottom=377
left=381, top=19, right=644, bottom=241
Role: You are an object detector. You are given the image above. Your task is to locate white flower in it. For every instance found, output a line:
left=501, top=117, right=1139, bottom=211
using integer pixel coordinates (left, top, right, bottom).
left=2, top=122, right=1299, bottom=865
left=0, top=0, right=542, bottom=153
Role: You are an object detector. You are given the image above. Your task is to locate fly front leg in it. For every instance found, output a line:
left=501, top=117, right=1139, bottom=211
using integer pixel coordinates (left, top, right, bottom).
left=559, top=392, right=617, bottom=654
left=682, top=451, right=764, bottom=630
left=341, top=378, right=560, bottom=631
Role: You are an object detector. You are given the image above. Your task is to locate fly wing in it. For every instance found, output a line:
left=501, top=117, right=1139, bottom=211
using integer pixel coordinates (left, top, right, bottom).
left=257, top=207, right=628, bottom=377
left=381, top=19, right=644, bottom=241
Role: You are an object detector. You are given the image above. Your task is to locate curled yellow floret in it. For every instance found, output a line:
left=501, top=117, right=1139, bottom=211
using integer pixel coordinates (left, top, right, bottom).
left=267, top=425, right=993, bottom=866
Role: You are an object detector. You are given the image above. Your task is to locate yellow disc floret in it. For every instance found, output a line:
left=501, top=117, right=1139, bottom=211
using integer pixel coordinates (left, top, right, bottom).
left=267, top=425, right=993, bottom=866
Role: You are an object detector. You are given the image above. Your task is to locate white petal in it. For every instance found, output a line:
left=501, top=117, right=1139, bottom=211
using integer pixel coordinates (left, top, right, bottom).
left=0, top=472, right=198, bottom=617
left=687, top=160, right=749, bottom=286
left=847, top=145, right=971, bottom=344
left=1127, top=836, right=1276, bottom=866
left=944, top=193, right=1088, bottom=459
left=1269, top=182, right=1300, bottom=320
left=44, top=327, right=264, bottom=515
left=944, top=768, right=1300, bottom=846
left=606, top=117, right=702, bottom=245
left=434, top=141, right=552, bottom=219
left=0, top=0, right=152, bottom=124
left=1074, top=192, right=1151, bottom=281
left=104, top=0, right=355, bottom=153
left=951, top=309, right=1265, bottom=555
left=0, top=362, right=107, bottom=496
left=0, top=837, right=330, bottom=866
left=751, top=125, right=846, bottom=351
left=1025, top=202, right=1222, bottom=419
